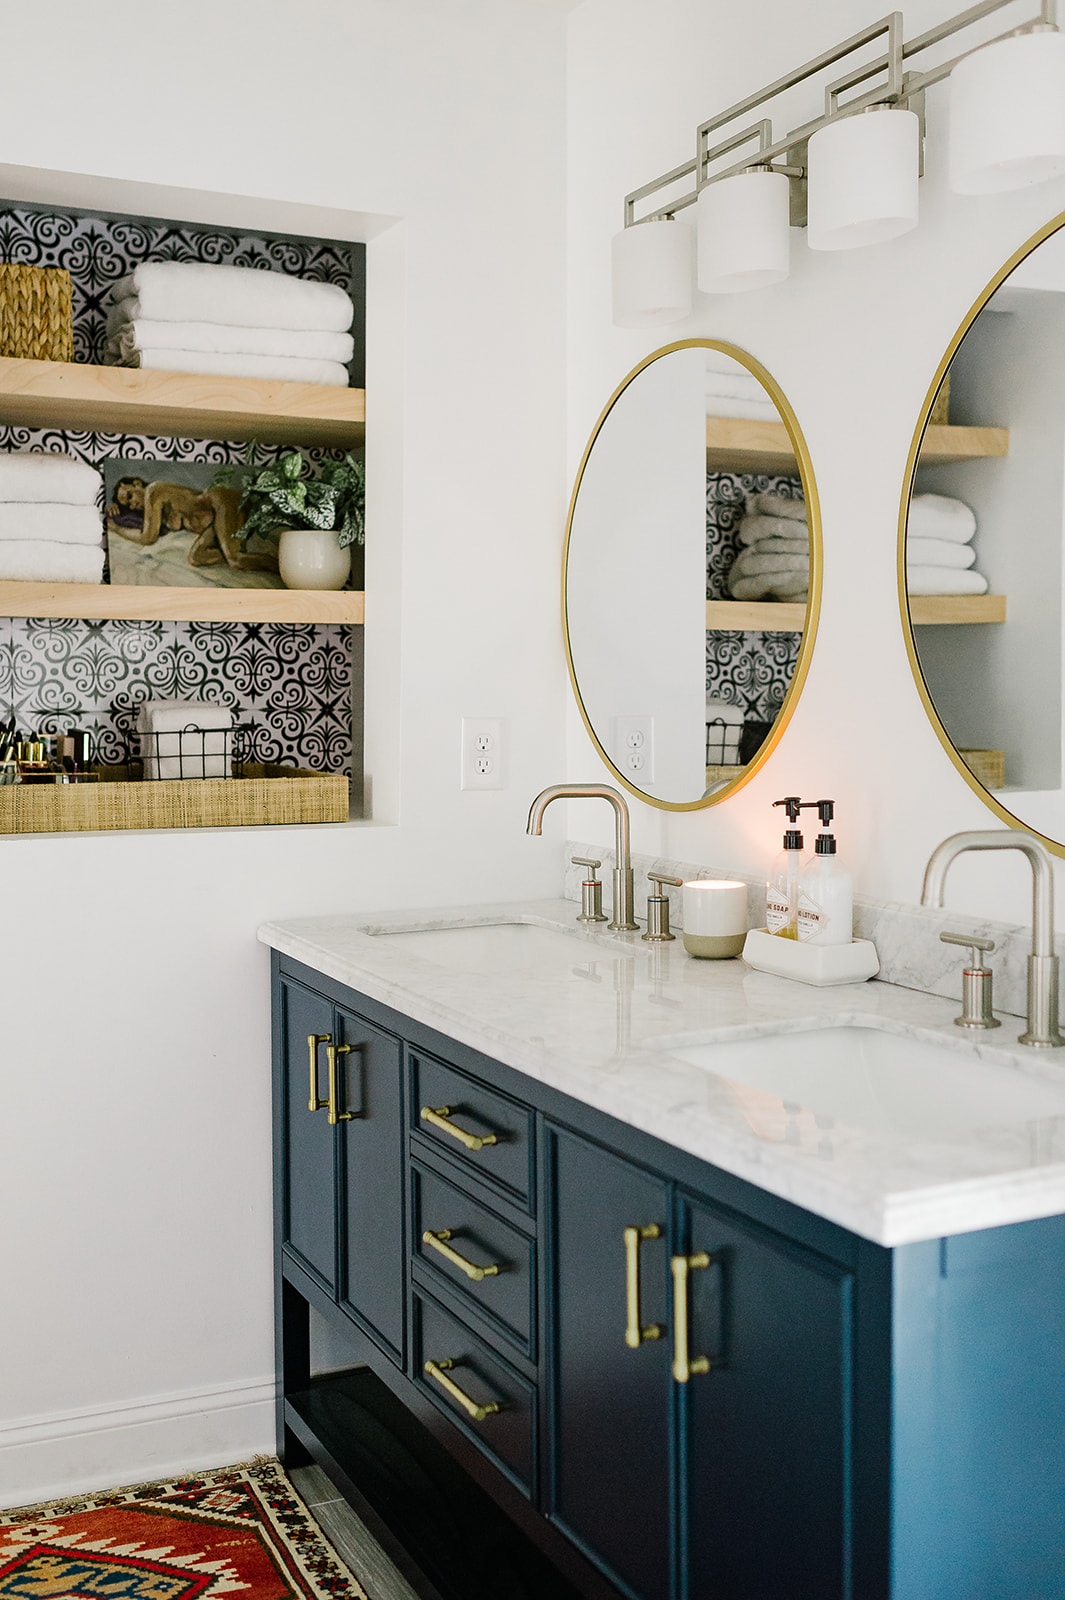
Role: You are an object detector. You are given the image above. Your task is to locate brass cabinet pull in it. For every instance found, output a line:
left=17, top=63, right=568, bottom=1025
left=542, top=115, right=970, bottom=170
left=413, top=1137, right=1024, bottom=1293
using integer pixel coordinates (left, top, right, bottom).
left=424, top=1358, right=503, bottom=1422
left=326, top=1043, right=354, bottom=1126
left=423, top=1228, right=502, bottom=1282
left=307, top=1033, right=330, bottom=1113
left=671, top=1251, right=712, bottom=1382
left=624, top=1224, right=664, bottom=1347
left=420, top=1104, right=499, bottom=1151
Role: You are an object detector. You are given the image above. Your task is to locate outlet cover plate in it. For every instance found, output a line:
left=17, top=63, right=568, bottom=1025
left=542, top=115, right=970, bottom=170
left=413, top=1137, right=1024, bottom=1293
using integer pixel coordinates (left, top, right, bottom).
left=461, top=716, right=507, bottom=790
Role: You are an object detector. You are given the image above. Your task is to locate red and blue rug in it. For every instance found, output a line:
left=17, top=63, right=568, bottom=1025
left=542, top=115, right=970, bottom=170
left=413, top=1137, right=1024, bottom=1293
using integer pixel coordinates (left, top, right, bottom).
left=0, top=1458, right=368, bottom=1600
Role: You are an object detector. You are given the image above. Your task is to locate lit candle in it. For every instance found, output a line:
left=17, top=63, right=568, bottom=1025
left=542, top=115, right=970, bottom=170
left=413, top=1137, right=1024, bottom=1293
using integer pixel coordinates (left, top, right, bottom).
left=681, top=879, right=748, bottom=959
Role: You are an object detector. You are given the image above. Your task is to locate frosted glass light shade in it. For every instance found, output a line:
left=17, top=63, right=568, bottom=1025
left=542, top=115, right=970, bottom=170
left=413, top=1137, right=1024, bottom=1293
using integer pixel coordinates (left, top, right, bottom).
left=696, top=169, right=791, bottom=293
left=807, top=107, right=920, bottom=250
left=949, top=31, right=1065, bottom=194
left=611, top=217, right=691, bottom=328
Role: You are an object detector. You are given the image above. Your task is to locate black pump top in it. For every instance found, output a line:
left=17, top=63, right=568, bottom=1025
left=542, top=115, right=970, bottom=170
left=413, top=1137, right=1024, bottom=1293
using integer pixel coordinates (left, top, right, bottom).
left=783, top=829, right=804, bottom=850
left=815, top=833, right=837, bottom=855
left=801, top=798, right=835, bottom=827
left=774, top=796, right=803, bottom=824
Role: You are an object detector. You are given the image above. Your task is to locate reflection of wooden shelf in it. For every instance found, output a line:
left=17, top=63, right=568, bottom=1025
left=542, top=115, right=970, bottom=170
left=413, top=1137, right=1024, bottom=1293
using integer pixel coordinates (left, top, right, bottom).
left=705, top=417, right=1009, bottom=474
left=0, top=357, right=365, bottom=448
left=707, top=599, right=806, bottom=631
left=909, top=593, right=1006, bottom=625
left=0, top=582, right=365, bottom=624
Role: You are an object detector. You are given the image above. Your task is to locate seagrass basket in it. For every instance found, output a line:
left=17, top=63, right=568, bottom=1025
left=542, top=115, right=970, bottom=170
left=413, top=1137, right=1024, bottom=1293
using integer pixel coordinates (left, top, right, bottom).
left=0, top=264, right=74, bottom=362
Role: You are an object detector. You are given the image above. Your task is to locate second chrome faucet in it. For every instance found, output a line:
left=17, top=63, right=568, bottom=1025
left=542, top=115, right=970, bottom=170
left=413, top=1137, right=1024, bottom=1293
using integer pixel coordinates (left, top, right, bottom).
left=527, top=783, right=639, bottom=931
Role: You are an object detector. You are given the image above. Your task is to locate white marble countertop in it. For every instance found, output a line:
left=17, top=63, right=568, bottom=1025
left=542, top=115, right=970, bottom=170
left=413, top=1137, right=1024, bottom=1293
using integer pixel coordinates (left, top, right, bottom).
left=259, top=901, right=1065, bottom=1249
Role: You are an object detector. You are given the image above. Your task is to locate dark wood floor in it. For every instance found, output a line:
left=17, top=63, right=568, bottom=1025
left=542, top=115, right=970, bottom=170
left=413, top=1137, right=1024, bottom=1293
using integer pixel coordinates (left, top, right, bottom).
left=289, top=1462, right=420, bottom=1600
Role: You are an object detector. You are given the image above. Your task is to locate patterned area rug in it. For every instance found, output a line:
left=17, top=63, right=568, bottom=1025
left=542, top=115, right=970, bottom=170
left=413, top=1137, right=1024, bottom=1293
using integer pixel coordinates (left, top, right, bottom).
left=0, top=1458, right=369, bottom=1600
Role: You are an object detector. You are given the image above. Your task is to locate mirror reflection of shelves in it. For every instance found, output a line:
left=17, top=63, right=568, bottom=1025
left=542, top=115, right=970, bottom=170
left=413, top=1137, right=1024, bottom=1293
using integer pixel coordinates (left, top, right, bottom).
left=705, top=417, right=1009, bottom=475
left=707, top=595, right=1006, bottom=630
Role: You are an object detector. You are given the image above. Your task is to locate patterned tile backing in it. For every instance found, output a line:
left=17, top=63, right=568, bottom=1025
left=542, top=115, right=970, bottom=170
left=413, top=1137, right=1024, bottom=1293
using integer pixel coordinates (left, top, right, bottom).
left=705, top=470, right=803, bottom=725
left=0, top=205, right=360, bottom=775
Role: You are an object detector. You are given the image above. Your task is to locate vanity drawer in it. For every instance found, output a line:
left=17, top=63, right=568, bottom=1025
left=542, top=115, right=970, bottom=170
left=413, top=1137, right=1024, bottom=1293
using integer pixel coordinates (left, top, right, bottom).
left=414, top=1287, right=536, bottom=1496
left=410, top=1049, right=534, bottom=1209
left=412, top=1161, right=535, bottom=1358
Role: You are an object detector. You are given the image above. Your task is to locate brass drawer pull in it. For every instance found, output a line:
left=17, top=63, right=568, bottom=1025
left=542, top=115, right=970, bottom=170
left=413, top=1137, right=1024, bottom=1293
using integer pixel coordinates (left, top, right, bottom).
left=424, top=1358, right=503, bottom=1422
left=671, top=1251, right=713, bottom=1382
left=624, top=1224, right=664, bottom=1347
left=307, top=1033, right=330, bottom=1113
left=326, top=1043, right=354, bottom=1126
left=423, top=1228, right=502, bottom=1282
left=420, top=1104, right=499, bottom=1151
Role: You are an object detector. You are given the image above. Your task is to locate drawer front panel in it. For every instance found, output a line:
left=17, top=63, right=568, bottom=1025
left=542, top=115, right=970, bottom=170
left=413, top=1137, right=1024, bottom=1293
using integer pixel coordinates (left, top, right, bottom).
left=413, top=1162, right=535, bottom=1357
left=411, top=1050, right=534, bottom=1207
left=414, top=1289, right=536, bottom=1496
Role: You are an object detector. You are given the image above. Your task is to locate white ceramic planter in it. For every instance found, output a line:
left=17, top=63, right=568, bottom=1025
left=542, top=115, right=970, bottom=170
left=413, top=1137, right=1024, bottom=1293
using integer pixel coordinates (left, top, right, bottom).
left=278, top=527, right=351, bottom=591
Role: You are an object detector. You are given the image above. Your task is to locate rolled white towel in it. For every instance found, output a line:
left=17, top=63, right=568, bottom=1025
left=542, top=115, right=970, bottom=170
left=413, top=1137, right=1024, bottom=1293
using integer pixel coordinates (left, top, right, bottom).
left=106, top=310, right=355, bottom=364
left=744, top=536, right=809, bottom=557
left=728, top=569, right=809, bottom=600
left=0, top=453, right=101, bottom=506
left=109, top=262, right=353, bottom=332
left=0, top=504, right=103, bottom=545
left=731, top=549, right=809, bottom=577
left=907, top=537, right=976, bottom=570
left=136, top=698, right=233, bottom=780
left=705, top=370, right=770, bottom=405
left=706, top=396, right=780, bottom=422
left=908, top=493, right=976, bottom=543
left=746, top=492, right=806, bottom=521
left=738, top=514, right=809, bottom=546
left=0, top=541, right=104, bottom=583
left=906, top=566, right=989, bottom=595
left=105, top=344, right=350, bottom=387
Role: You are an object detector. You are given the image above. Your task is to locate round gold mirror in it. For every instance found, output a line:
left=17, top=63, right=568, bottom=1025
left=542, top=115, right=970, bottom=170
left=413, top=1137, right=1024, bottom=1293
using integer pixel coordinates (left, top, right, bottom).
left=563, top=339, right=822, bottom=809
left=900, top=212, right=1065, bottom=854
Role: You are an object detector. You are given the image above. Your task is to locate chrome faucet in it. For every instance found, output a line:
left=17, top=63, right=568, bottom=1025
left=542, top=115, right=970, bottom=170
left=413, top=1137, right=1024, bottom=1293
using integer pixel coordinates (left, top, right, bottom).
left=527, top=783, right=639, bottom=931
left=921, top=829, right=1065, bottom=1048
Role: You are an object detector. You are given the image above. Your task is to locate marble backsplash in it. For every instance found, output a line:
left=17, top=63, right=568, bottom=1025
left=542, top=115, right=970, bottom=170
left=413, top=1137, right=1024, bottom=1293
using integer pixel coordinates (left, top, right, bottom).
left=564, top=840, right=1041, bottom=1023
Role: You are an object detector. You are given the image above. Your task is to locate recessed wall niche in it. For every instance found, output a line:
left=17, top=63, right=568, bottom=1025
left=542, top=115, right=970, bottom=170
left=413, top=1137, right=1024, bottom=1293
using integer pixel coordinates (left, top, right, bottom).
left=0, top=201, right=365, bottom=787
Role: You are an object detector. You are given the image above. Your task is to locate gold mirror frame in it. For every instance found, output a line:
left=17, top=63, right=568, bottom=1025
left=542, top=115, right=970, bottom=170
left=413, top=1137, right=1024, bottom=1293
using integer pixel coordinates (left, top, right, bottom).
left=563, top=338, right=823, bottom=811
left=898, top=210, right=1065, bottom=858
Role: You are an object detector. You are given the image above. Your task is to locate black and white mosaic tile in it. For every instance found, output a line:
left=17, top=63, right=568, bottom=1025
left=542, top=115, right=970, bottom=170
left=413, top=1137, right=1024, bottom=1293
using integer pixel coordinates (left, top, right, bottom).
left=0, top=206, right=360, bottom=775
left=705, top=470, right=803, bottom=724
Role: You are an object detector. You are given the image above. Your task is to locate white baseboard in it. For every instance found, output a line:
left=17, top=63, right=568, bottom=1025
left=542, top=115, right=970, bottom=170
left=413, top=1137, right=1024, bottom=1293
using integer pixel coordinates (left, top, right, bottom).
left=0, top=1376, right=276, bottom=1510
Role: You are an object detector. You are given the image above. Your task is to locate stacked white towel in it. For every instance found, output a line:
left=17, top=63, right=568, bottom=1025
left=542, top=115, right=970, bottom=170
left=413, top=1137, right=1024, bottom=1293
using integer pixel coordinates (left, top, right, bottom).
left=726, top=491, right=809, bottom=602
left=0, top=454, right=104, bottom=583
left=104, top=262, right=354, bottom=388
left=136, top=698, right=233, bottom=780
left=705, top=349, right=779, bottom=422
left=906, top=493, right=988, bottom=595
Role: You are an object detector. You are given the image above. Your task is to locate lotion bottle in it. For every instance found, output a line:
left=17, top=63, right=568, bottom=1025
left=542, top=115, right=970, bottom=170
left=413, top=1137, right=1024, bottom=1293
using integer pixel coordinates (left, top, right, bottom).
left=797, top=800, right=853, bottom=946
left=766, top=797, right=807, bottom=939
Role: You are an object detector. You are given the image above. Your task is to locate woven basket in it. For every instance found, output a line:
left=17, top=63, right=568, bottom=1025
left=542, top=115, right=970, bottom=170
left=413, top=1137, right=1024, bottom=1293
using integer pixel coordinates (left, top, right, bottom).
left=958, top=748, right=1005, bottom=791
left=0, top=264, right=74, bottom=362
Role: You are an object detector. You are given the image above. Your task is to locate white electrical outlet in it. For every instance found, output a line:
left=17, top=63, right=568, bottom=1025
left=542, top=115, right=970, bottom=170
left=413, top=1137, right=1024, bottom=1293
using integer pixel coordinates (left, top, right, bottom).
left=613, top=715, right=654, bottom=781
left=461, top=717, right=507, bottom=790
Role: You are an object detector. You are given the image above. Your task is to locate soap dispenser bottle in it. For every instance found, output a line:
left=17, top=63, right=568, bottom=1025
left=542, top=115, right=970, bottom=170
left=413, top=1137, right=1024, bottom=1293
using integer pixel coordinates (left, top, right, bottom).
left=798, top=800, right=853, bottom=946
left=766, top=797, right=807, bottom=939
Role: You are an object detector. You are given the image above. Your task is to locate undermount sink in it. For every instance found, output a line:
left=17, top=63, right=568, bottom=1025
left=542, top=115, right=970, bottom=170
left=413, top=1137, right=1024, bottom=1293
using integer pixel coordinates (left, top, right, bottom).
left=660, top=1023, right=1065, bottom=1141
left=368, top=920, right=633, bottom=974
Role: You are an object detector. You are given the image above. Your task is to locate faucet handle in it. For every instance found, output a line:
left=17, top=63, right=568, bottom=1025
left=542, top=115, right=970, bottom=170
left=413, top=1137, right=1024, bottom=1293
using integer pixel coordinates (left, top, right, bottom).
left=572, top=856, right=607, bottom=924
left=643, top=874, right=683, bottom=943
left=940, top=930, right=1000, bottom=1030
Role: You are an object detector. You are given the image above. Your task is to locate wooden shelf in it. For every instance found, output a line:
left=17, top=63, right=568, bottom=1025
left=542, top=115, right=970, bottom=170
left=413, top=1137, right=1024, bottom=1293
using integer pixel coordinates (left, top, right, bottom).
left=0, top=582, right=365, bottom=624
left=908, top=593, right=1006, bottom=625
left=707, top=600, right=806, bottom=631
left=705, top=417, right=1008, bottom=474
left=0, top=357, right=365, bottom=448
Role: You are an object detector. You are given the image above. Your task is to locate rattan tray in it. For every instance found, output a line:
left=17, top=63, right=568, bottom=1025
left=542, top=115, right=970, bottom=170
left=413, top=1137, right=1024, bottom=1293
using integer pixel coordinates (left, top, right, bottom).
left=0, top=763, right=349, bottom=834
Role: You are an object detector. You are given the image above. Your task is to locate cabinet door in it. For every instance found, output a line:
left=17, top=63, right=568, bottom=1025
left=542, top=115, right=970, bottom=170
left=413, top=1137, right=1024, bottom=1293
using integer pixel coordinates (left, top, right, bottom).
left=337, top=1006, right=405, bottom=1363
left=278, top=975, right=337, bottom=1293
left=680, top=1194, right=852, bottom=1600
left=547, top=1126, right=673, bottom=1600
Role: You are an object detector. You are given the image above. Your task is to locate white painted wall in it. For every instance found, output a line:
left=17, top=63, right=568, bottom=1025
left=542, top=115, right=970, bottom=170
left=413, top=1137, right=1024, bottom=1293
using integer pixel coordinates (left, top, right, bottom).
left=0, top=0, right=568, bottom=1504
left=565, top=0, right=1065, bottom=928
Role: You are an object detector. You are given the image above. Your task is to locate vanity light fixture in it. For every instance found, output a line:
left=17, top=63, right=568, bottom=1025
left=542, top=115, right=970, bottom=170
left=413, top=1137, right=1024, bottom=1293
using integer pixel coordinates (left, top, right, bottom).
left=612, top=0, right=1062, bottom=324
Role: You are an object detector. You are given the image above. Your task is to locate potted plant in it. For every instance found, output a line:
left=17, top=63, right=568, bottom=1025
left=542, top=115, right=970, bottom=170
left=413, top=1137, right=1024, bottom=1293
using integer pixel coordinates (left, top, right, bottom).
left=215, top=447, right=365, bottom=590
